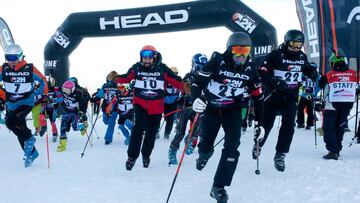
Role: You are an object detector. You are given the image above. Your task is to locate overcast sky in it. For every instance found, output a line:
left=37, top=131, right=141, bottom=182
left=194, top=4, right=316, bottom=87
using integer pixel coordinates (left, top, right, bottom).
left=1, top=0, right=299, bottom=92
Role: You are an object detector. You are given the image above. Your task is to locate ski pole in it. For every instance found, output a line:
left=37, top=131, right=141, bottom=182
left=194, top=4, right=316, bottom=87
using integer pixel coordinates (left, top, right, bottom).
left=166, top=113, right=199, bottom=203
left=45, top=131, right=51, bottom=169
left=80, top=113, right=100, bottom=158
left=213, top=136, right=225, bottom=149
left=313, top=102, right=317, bottom=149
left=255, top=139, right=260, bottom=175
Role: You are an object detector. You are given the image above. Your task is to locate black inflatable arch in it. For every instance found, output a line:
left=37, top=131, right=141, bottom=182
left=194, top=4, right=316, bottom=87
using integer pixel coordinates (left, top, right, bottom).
left=44, top=0, right=277, bottom=85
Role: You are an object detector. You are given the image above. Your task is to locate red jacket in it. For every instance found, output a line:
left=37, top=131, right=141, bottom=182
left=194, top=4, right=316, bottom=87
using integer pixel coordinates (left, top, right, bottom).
left=115, top=62, right=183, bottom=115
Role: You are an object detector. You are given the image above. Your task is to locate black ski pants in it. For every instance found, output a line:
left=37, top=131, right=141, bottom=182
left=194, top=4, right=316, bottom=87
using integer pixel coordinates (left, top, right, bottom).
left=6, top=105, right=36, bottom=152
left=296, top=97, right=314, bottom=127
left=323, top=108, right=351, bottom=154
left=259, top=99, right=297, bottom=153
left=164, top=102, right=177, bottom=136
left=198, top=107, right=242, bottom=187
left=127, top=105, right=161, bottom=159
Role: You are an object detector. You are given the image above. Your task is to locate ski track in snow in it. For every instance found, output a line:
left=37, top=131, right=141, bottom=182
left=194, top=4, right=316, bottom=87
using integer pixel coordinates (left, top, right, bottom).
left=1, top=113, right=360, bottom=203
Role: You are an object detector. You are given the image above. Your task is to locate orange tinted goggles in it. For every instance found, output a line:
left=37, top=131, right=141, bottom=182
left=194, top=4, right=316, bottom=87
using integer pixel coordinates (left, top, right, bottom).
left=231, top=46, right=251, bottom=56
left=289, top=41, right=303, bottom=49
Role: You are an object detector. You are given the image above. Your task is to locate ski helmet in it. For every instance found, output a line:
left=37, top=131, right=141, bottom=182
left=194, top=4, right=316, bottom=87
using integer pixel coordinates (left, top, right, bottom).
left=328, top=53, right=348, bottom=71
left=68, top=77, right=78, bottom=85
left=170, top=66, right=179, bottom=75
left=284, top=30, right=304, bottom=45
left=4, top=44, right=23, bottom=62
left=62, top=80, right=75, bottom=95
left=140, top=45, right=157, bottom=58
left=191, top=53, right=208, bottom=74
left=226, top=32, right=252, bottom=50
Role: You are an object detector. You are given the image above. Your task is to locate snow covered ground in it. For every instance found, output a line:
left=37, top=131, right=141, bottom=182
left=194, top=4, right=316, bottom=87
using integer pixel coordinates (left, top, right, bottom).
left=1, top=112, right=360, bottom=203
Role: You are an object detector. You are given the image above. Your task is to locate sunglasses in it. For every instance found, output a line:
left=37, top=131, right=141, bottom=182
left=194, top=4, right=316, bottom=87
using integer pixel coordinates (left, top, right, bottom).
left=140, top=50, right=156, bottom=58
left=289, top=41, right=303, bottom=49
left=5, top=54, right=20, bottom=62
left=231, top=46, right=251, bottom=57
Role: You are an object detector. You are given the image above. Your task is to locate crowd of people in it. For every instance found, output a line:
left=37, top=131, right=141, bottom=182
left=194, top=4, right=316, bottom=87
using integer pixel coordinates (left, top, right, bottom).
left=0, top=29, right=359, bottom=203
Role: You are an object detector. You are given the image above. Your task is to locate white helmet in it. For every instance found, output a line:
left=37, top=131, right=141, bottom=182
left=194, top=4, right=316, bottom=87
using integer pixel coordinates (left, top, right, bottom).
left=4, top=44, right=23, bottom=62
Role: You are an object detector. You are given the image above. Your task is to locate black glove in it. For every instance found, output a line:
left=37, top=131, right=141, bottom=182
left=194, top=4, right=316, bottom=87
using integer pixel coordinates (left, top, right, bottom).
left=271, top=77, right=287, bottom=91
left=254, top=125, right=265, bottom=142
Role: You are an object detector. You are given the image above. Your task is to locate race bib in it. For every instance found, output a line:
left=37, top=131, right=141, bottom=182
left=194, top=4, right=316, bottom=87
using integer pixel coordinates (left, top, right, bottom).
left=274, top=70, right=303, bottom=86
left=207, top=80, right=245, bottom=98
left=135, top=79, right=164, bottom=90
left=329, top=82, right=356, bottom=102
left=4, top=82, right=32, bottom=94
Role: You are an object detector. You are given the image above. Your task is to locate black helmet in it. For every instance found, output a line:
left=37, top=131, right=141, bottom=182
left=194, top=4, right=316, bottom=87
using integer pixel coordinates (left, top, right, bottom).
left=284, top=29, right=304, bottom=44
left=226, top=32, right=252, bottom=50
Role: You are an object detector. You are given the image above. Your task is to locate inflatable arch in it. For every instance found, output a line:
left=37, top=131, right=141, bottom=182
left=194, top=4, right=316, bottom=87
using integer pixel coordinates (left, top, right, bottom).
left=44, top=0, right=277, bottom=85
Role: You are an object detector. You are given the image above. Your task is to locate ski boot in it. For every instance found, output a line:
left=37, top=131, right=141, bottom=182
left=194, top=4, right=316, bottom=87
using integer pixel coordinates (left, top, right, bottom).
left=164, top=133, right=170, bottom=140
left=322, top=152, right=339, bottom=160
left=186, top=140, right=194, bottom=155
left=168, top=148, right=178, bottom=165
left=274, top=152, right=286, bottom=172
left=297, top=123, right=305, bottom=129
left=125, top=157, right=136, bottom=171
left=142, top=157, right=150, bottom=168
left=210, top=186, right=228, bottom=203
left=24, top=136, right=36, bottom=158
left=24, top=149, right=39, bottom=167
left=57, top=138, right=67, bottom=152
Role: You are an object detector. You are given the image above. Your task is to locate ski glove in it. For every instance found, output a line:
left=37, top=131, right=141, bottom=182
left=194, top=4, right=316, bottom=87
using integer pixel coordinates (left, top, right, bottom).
left=254, top=125, right=265, bottom=142
left=192, top=98, right=207, bottom=113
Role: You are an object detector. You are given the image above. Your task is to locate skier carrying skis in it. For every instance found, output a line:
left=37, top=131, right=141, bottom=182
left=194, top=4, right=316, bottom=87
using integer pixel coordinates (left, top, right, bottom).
left=57, top=79, right=88, bottom=152
left=255, top=29, right=318, bottom=172
left=0, top=44, right=47, bottom=167
left=111, top=45, right=190, bottom=170
left=320, top=53, right=356, bottom=160
left=191, top=32, right=264, bottom=203
left=168, top=53, right=208, bottom=165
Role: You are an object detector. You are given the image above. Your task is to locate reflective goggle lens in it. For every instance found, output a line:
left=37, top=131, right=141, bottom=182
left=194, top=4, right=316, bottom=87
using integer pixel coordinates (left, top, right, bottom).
left=231, top=46, right=251, bottom=56
left=140, top=50, right=155, bottom=58
left=5, top=54, right=19, bottom=62
left=289, top=41, right=303, bottom=49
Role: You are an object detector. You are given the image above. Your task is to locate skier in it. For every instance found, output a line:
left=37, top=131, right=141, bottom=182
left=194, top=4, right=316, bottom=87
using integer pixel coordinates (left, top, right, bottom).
left=32, top=80, right=48, bottom=135
left=57, top=79, right=88, bottom=152
left=0, top=44, right=47, bottom=167
left=296, top=64, right=317, bottom=129
left=255, top=29, right=318, bottom=171
left=111, top=45, right=190, bottom=170
left=94, top=72, right=120, bottom=145
left=38, top=75, right=63, bottom=141
left=191, top=32, right=264, bottom=202
left=168, top=53, right=208, bottom=165
left=163, top=66, right=181, bottom=139
left=115, top=83, right=133, bottom=145
left=320, top=53, right=356, bottom=160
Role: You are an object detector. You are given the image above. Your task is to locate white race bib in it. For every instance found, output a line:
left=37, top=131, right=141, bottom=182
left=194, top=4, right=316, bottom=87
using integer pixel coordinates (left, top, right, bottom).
left=207, top=80, right=245, bottom=98
left=329, top=82, right=356, bottom=102
left=274, top=70, right=303, bottom=85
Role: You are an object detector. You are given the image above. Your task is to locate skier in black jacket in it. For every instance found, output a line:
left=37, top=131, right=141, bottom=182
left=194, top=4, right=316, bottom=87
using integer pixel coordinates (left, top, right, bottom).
left=256, top=29, right=318, bottom=172
left=191, top=32, right=264, bottom=203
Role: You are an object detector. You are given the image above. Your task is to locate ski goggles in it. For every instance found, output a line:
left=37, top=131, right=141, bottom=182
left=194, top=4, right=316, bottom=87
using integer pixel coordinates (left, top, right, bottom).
left=5, top=54, right=20, bottom=62
left=288, top=41, right=303, bottom=49
left=231, top=46, right=251, bottom=57
left=140, top=50, right=156, bottom=58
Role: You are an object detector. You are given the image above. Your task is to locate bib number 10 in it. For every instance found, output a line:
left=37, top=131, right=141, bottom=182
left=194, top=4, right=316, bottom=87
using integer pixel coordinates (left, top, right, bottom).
left=144, top=80, right=157, bottom=89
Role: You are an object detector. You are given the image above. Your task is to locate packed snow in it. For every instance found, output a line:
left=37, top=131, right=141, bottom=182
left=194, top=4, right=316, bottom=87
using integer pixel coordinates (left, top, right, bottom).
left=1, top=111, right=360, bottom=203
